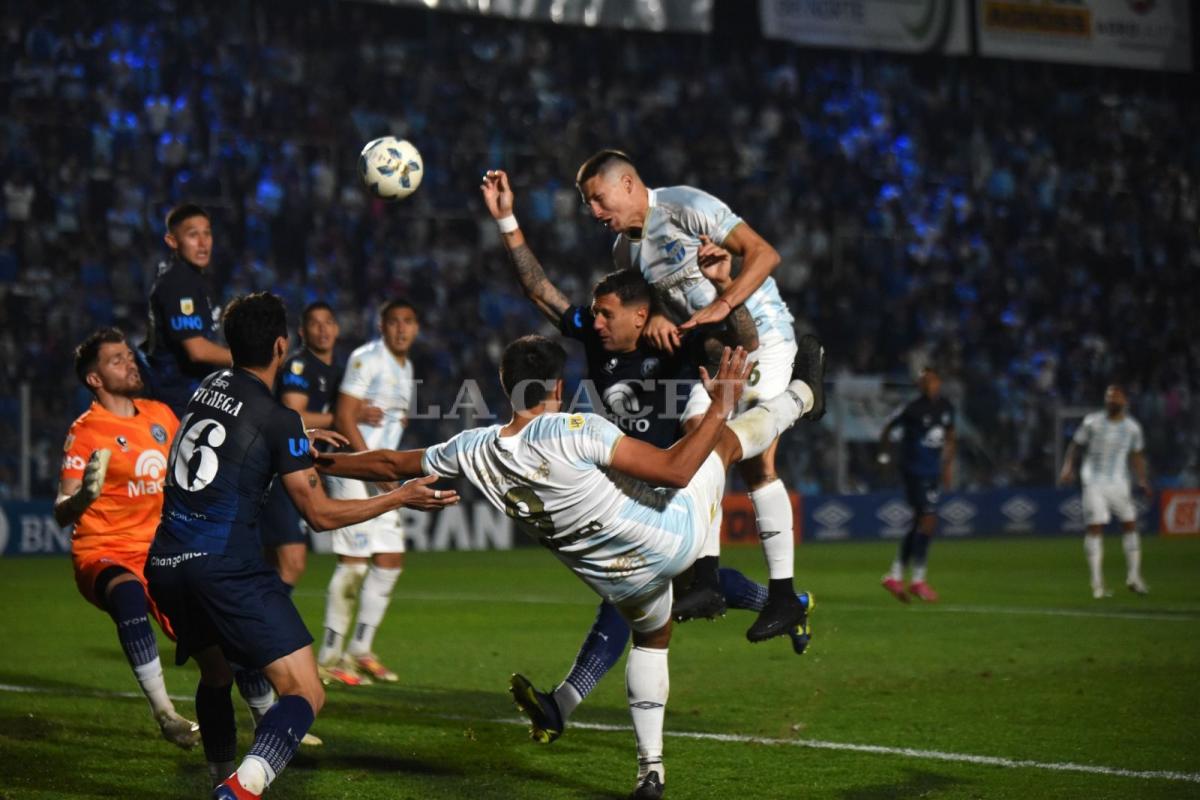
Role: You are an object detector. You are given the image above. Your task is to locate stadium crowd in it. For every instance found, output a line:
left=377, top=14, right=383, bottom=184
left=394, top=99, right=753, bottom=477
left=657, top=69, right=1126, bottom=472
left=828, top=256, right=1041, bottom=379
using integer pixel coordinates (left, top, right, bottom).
left=1, top=1, right=1197, bottom=498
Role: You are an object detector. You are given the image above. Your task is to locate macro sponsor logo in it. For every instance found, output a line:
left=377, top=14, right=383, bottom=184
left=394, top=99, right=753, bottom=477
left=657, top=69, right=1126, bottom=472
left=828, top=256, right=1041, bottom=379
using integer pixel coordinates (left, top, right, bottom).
left=939, top=498, right=976, bottom=535
left=128, top=450, right=168, bottom=497
left=1001, top=495, right=1037, bottom=531
left=62, top=454, right=86, bottom=472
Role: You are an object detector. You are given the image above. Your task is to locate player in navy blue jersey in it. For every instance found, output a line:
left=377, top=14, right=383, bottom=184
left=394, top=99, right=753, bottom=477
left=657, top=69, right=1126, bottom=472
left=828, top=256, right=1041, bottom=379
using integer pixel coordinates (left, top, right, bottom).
left=142, top=204, right=233, bottom=416
left=877, top=367, right=956, bottom=603
left=145, top=292, right=458, bottom=799
left=481, top=170, right=815, bottom=747
left=260, top=301, right=345, bottom=590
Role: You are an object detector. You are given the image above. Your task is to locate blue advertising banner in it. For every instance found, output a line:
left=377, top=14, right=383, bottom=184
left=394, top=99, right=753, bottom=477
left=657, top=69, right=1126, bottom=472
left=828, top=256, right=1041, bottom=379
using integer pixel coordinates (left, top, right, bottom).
left=803, top=487, right=1155, bottom=541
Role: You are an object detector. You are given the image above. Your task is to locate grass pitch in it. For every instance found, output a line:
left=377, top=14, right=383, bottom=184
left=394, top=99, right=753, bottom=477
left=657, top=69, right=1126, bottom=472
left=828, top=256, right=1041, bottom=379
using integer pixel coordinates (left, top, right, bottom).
left=1, top=536, right=1198, bottom=799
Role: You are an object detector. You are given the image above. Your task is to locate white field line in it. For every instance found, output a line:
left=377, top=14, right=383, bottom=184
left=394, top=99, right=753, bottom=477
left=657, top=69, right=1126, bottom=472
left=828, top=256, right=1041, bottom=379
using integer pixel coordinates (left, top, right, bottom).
left=292, top=589, right=1200, bottom=622
left=2, top=682, right=1196, bottom=784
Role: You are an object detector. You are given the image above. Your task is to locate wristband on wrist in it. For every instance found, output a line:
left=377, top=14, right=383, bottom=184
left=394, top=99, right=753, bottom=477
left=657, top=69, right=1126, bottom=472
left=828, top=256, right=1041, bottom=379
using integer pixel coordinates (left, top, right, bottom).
left=496, top=215, right=519, bottom=234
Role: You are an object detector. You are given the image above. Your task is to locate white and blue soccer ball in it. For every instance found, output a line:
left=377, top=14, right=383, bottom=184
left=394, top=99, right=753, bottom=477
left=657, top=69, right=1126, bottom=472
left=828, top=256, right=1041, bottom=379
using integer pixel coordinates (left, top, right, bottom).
left=358, top=136, right=423, bottom=201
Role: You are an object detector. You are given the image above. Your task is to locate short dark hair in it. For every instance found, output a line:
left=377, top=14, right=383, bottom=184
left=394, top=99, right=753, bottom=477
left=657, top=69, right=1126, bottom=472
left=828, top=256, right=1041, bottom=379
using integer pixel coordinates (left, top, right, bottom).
left=223, top=292, right=287, bottom=368
left=576, top=149, right=636, bottom=187
left=165, top=203, right=210, bottom=232
left=301, top=301, right=335, bottom=326
left=593, top=269, right=651, bottom=307
left=74, top=328, right=127, bottom=388
left=501, top=335, right=567, bottom=410
left=379, top=298, right=418, bottom=323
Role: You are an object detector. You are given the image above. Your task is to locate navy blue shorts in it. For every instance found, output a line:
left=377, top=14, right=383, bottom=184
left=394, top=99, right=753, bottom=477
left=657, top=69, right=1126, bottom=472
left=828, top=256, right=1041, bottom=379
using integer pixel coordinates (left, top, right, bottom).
left=259, top=480, right=307, bottom=547
left=904, top=473, right=941, bottom=516
left=146, top=552, right=313, bottom=669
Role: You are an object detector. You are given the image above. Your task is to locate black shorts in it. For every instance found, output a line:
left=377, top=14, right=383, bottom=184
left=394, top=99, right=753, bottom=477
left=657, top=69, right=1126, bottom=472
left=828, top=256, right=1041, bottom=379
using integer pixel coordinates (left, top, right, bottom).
left=146, top=552, right=313, bottom=669
left=904, top=473, right=941, bottom=516
left=259, top=480, right=307, bottom=547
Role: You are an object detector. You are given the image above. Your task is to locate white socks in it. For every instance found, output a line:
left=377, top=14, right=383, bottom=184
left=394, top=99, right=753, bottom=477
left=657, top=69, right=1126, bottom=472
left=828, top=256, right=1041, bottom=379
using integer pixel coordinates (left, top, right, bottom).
left=727, top=382, right=807, bottom=460
left=626, top=646, right=669, bottom=780
left=750, top=479, right=793, bottom=580
left=1084, top=535, right=1104, bottom=590
left=236, top=755, right=274, bottom=795
left=553, top=681, right=584, bottom=722
left=1122, top=532, right=1142, bottom=582
left=320, top=562, right=368, bottom=664
left=347, top=566, right=403, bottom=657
left=134, top=657, right=174, bottom=716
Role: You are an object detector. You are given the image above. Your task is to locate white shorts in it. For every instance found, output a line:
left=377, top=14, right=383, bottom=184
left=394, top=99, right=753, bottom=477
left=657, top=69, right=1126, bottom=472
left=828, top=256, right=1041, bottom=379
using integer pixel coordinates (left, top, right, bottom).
left=325, top=476, right=406, bottom=556
left=1082, top=481, right=1137, bottom=527
left=607, top=453, right=727, bottom=631
left=682, top=337, right=798, bottom=421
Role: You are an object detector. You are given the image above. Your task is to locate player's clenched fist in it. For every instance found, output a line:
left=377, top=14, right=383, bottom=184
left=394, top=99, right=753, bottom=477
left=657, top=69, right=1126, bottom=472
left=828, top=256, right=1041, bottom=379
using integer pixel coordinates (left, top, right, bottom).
left=81, top=449, right=111, bottom=502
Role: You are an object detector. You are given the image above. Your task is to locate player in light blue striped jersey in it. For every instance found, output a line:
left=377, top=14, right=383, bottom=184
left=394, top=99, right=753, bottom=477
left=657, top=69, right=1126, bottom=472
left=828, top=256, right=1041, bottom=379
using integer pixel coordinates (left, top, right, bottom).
left=1059, top=385, right=1151, bottom=598
left=575, top=150, right=818, bottom=641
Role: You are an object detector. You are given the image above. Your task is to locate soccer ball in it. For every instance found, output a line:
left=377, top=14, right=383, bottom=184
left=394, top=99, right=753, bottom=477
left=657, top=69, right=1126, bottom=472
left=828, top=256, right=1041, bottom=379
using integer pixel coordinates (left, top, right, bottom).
left=358, top=137, right=423, bottom=201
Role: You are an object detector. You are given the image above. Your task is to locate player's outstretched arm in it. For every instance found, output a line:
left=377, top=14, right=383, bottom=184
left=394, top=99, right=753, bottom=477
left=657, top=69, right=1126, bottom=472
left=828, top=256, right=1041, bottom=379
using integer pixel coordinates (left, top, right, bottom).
left=282, top=467, right=455, bottom=531
left=282, top=391, right=334, bottom=430
left=609, top=347, right=750, bottom=488
left=54, top=449, right=111, bottom=527
left=314, top=447, right=426, bottom=482
left=480, top=169, right=571, bottom=323
left=180, top=336, right=233, bottom=368
left=695, top=235, right=758, bottom=354
left=680, top=222, right=780, bottom=331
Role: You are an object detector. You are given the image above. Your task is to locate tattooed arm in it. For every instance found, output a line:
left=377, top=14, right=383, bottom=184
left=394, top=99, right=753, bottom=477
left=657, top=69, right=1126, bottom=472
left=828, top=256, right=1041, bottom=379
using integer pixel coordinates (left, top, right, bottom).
left=481, top=169, right=572, bottom=323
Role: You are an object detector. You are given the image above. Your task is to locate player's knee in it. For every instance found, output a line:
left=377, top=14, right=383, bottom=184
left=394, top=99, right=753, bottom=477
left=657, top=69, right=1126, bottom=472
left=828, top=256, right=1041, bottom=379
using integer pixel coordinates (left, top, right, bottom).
left=631, top=622, right=672, bottom=650
left=372, top=552, right=405, bottom=570
left=737, top=458, right=776, bottom=489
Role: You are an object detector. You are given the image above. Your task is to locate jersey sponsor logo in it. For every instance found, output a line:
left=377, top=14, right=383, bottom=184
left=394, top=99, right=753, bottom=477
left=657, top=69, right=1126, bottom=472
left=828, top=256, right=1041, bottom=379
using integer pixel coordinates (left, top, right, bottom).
left=63, top=454, right=86, bottom=472
left=151, top=424, right=168, bottom=444
left=169, top=415, right=227, bottom=492
left=567, top=414, right=585, bottom=431
left=170, top=315, right=204, bottom=331
left=282, top=372, right=309, bottom=389
left=920, top=426, right=946, bottom=449
left=573, top=309, right=584, bottom=329
left=128, top=449, right=168, bottom=497
left=288, top=438, right=310, bottom=457
left=602, top=383, right=651, bottom=434
left=180, top=297, right=194, bottom=315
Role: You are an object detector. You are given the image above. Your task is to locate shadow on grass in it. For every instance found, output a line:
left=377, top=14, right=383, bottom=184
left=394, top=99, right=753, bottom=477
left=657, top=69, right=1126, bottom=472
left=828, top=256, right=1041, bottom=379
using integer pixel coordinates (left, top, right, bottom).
left=839, top=768, right=969, bottom=800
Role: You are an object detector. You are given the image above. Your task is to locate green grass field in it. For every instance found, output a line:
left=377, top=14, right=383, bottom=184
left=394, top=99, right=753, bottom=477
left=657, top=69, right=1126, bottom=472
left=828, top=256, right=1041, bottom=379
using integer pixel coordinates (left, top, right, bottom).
left=1, top=536, right=1198, bottom=800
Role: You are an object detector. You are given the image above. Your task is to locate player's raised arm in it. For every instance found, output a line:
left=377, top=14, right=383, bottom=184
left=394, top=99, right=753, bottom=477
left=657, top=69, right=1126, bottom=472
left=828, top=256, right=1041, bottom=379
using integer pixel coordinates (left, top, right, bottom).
left=680, top=222, right=780, bottom=331
left=282, top=467, right=455, bottom=531
left=480, top=169, right=571, bottom=322
left=696, top=235, right=759, bottom=353
left=54, top=448, right=111, bottom=528
left=282, top=391, right=334, bottom=430
left=609, top=347, right=751, bottom=488
left=314, top=447, right=426, bottom=482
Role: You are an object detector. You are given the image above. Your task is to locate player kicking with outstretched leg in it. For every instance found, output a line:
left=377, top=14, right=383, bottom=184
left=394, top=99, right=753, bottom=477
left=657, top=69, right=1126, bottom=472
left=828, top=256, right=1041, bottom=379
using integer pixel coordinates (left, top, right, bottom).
left=144, top=292, right=458, bottom=798
left=317, top=334, right=825, bottom=798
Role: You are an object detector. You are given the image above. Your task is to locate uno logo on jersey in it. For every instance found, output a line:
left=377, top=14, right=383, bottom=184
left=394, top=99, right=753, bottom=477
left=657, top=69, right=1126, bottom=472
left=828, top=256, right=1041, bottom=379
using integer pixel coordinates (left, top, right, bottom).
left=170, top=315, right=204, bottom=331
left=288, top=438, right=310, bottom=457
left=128, top=450, right=168, bottom=497
left=168, top=415, right=227, bottom=492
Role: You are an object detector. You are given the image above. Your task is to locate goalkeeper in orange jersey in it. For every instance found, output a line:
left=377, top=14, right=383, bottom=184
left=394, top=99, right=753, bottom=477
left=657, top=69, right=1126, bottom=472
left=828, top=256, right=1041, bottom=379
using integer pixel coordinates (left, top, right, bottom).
left=55, top=327, right=200, bottom=748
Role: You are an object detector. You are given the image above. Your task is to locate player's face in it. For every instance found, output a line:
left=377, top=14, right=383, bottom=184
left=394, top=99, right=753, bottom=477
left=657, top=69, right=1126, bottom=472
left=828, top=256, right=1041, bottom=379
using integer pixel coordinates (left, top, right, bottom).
left=580, top=173, right=639, bottom=233
left=165, top=215, right=213, bottom=269
left=919, top=370, right=941, bottom=397
left=302, top=308, right=339, bottom=354
left=1105, top=386, right=1127, bottom=414
left=591, top=293, right=645, bottom=353
left=381, top=306, right=419, bottom=357
left=91, top=341, right=143, bottom=396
